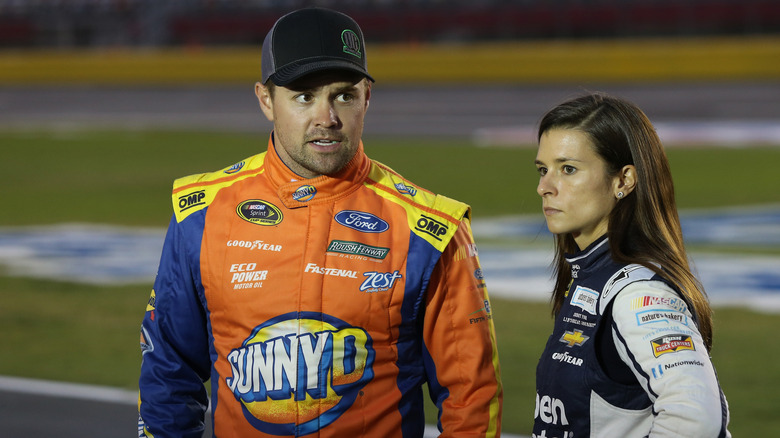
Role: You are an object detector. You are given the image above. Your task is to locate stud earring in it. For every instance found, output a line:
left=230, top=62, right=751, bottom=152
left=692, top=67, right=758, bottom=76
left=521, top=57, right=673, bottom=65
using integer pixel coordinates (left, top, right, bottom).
left=617, top=192, right=624, bottom=199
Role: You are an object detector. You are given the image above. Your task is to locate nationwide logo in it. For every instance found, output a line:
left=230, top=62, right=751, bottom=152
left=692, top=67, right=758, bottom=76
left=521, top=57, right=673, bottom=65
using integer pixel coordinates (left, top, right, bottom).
left=651, top=334, right=695, bottom=357
left=559, top=329, right=589, bottom=347
left=394, top=182, right=417, bottom=196
left=415, top=215, right=448, bottom=241
left=237, top=200, right=284, bottom=226
left=334, top=210, right=389, bottom=233
left=178, top=190, right=206, bottom=213
left=327, top=240, right=389, bottom=260
left=224, top=161, right=245, bottom=174
left=226, top=312, right=374, bottom=435
left=292, top=185, right=317, bottom=202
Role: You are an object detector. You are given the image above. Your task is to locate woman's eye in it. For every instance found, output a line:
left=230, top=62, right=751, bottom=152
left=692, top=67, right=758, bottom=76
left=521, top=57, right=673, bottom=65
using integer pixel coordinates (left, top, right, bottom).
left=537, top=167, right=548, bottom=176
left=563, top=165, right=576, bottom=175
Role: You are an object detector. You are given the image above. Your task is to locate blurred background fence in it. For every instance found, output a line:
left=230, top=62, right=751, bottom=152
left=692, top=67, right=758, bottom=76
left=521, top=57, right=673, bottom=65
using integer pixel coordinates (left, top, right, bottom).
left=1, top=0, right=780, bottom=48
left=1, top=0, right=779, bottom=85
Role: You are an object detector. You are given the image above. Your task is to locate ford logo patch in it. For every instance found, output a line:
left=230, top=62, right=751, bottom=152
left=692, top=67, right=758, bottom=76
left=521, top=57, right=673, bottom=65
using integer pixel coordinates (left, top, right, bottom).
left=335, top=210, right=389, bottom=233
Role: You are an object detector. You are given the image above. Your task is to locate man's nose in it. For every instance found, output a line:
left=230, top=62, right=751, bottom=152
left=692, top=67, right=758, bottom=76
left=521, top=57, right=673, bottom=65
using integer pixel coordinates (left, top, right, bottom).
left=314, top=101, right=338, bottom=127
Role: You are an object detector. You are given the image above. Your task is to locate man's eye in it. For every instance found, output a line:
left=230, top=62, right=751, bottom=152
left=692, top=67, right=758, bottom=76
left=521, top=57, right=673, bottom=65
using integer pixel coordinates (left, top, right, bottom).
left=336, top=93, right=354, bottom=103
left=295, top=94, right=313, bottom=103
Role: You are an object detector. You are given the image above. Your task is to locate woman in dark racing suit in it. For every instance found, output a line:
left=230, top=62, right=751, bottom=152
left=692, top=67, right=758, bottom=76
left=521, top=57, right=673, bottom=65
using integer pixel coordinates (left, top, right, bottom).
left=532, top=93, right=730, bottom=438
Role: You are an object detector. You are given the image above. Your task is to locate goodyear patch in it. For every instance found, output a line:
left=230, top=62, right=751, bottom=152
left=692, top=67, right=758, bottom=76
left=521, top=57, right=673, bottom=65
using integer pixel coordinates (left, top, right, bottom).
left=226, top=312, right=374, bottom=435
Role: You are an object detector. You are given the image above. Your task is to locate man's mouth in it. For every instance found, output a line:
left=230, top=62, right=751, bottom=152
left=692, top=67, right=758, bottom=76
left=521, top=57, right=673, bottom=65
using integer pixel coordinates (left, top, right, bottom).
left=311, top=139, right=339, bottom=146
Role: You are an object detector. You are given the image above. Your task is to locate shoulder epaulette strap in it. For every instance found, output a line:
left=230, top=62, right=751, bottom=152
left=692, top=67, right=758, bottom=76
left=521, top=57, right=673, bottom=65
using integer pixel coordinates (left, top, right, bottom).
left=598, top=264, right=657, bottom=314
left=366, top=160, right=470, bottom=251
left=171, top=152, right=267, bottom=223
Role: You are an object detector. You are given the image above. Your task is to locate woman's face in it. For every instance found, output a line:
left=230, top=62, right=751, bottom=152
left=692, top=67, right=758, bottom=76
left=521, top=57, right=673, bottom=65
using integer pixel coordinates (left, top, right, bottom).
left=535, top=128, right=620, bottom=250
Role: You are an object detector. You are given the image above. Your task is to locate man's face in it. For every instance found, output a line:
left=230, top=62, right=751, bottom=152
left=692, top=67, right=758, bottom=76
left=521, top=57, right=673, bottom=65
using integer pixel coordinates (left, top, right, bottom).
left=256, top=72, right=371, bottom=179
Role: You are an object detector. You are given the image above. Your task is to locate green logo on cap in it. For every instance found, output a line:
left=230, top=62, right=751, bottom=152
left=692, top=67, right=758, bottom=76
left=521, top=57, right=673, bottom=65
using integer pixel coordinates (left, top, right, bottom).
left=341, top=29, right=362, bottom=58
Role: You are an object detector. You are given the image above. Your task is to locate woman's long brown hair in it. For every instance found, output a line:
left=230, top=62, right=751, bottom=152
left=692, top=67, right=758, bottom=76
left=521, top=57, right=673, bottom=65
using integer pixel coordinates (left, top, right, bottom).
left=537, top=93, right=714, bottom=350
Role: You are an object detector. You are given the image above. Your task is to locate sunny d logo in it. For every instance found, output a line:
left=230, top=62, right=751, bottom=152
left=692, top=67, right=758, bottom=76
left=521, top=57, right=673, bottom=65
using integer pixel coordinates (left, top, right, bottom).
left=226, top=312, right=375, bottom=435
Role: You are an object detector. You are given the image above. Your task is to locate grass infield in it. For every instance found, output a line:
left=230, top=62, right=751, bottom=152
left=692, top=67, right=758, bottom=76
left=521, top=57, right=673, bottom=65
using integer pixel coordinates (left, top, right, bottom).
left=1, top=129, right=778, bottom=435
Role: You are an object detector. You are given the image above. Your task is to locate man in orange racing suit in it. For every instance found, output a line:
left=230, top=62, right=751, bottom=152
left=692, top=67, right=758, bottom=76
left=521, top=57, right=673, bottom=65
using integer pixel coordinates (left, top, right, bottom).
left=138, top=7, right=502, bottom=438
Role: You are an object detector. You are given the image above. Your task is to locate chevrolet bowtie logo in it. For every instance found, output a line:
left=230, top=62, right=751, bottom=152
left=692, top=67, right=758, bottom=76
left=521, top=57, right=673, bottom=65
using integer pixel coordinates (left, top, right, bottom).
left=559, top=329, right=590, bottom=347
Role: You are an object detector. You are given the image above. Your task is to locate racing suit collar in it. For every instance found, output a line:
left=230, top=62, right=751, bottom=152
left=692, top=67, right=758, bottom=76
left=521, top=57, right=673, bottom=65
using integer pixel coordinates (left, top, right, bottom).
left=265, top=134, right=371, bottom=209
left=564, top=235, right=610, bottom=279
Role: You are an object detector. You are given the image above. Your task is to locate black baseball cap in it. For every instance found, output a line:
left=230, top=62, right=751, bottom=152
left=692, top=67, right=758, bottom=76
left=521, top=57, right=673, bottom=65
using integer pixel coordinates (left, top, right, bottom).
left=261, top=8, right=374, bottom=86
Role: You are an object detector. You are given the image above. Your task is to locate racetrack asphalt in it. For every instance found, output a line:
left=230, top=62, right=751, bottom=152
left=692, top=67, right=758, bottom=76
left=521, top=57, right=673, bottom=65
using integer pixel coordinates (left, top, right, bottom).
left=1, top=82, right=778, bottom=437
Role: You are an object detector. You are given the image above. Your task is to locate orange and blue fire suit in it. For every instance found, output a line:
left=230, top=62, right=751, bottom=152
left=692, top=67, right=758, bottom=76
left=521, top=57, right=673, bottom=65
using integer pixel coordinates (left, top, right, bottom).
left=138, top=136, right=503, bottom=437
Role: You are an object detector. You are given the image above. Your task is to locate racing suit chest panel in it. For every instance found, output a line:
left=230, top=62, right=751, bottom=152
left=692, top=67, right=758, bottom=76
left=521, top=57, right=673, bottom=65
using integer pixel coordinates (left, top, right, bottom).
left=199, top=172, right=421, bottom=437
left=534, top=239, right=652, bottom=437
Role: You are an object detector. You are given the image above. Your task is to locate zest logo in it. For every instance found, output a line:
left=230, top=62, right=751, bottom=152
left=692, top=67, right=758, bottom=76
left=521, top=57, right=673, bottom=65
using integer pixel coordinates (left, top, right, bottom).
left=226, top=312, right=374, bottom=435
left=360, top=271, right=402, bottom=293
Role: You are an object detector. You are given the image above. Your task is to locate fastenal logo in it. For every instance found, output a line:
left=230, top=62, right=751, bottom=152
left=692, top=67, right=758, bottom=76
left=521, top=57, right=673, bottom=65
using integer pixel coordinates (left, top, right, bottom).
left=334, top=210, right=389, bottom=233
left=327, top=240, right=389, bottom=260
left=415, top=214, right=448, bottom=241
left=226, top=312, right=374, bottom=435
left=237, top=200, right=283, bottom=226
left=178, top=190, right=206, bottom=212
left=292, top=185, right=317, bottom=202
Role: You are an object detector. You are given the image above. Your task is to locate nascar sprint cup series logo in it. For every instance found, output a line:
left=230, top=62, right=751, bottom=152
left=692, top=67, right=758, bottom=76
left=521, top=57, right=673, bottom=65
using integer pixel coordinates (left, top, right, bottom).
left=226, top=312, right=375, bottom=435
left=237, top=200, right=284, bottom=226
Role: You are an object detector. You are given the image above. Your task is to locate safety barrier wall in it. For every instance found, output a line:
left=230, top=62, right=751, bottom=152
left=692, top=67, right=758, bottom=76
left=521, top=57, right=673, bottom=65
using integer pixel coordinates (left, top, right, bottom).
left=0, top=36, right=778, bottom=85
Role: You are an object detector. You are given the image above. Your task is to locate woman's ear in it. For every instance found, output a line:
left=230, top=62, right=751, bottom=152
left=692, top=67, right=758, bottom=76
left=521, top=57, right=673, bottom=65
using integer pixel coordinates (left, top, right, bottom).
left=615, top=165, right=637, bottom=199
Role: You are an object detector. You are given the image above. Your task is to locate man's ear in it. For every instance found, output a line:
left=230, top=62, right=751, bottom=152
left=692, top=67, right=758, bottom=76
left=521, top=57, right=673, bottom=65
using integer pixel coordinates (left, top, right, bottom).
left=255, top=82, right=274, bottom=122
left=364, top=81, right=371, bottom=111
